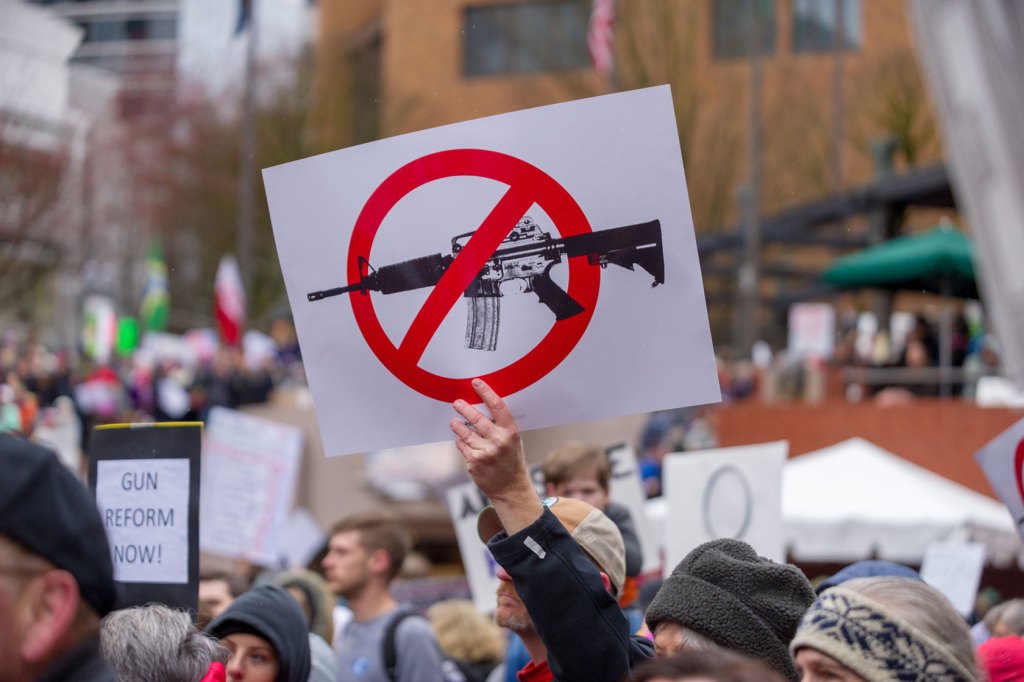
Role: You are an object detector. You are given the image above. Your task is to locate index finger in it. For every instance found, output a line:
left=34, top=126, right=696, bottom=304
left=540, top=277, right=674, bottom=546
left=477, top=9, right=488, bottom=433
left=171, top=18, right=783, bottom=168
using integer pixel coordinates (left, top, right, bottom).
left=470, top=378, right=515, bottom=429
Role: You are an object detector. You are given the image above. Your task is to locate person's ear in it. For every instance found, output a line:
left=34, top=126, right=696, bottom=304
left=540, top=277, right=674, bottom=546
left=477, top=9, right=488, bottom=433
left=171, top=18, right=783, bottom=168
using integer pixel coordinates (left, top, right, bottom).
left=368, top=548, right=392, bottom=577
left=599, top=572, right=612, bottom=594
left=20, top=570, right=81, bottom=664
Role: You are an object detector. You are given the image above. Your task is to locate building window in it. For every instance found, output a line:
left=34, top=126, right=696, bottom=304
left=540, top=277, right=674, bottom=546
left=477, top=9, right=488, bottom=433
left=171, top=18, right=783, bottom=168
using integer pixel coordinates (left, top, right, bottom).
left=793, top=0, right=860, bottom=52
left=464, top=1, right=590, bottom=77
left=713, top=0, right=776, bottom=60
left=78, top=16, right=177, bottom=43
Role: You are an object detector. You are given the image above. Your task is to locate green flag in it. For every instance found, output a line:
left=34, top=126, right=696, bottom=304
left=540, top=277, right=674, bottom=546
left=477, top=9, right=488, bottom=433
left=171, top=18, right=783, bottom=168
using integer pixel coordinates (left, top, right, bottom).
left=116, top=316, right=139, bottom=357
left=140, top=241, right=170, bottom=331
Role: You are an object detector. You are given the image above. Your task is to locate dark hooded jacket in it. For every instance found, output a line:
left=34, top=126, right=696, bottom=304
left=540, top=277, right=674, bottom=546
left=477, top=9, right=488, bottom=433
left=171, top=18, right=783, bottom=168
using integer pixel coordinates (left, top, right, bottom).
left=206, top=585, right=311, bottom=682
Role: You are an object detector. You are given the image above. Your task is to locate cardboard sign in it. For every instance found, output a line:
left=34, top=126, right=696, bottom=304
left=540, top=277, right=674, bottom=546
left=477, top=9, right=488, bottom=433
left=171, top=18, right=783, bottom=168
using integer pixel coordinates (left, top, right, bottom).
left=89, top=423, right=201, bottom=613
left=920, top=541, right=986, bottom=617
left=662, top=441, right=788, bottom=569
left=200, top=407, right=303, bottom=567
left=265, top=85, right=719, bottom=456
left=973, top=417, right=1024, bottom=539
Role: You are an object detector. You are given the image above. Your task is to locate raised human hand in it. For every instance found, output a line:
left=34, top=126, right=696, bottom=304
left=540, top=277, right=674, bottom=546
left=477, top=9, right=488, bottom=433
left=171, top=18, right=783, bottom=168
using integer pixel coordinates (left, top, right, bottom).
left=450, top=379, right=542, bottom=533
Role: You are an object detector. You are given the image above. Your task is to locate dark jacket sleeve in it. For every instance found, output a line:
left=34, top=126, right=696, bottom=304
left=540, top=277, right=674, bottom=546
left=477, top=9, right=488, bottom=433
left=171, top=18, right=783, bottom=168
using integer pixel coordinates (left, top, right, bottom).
left=487, top=508, right=653, bottom=682
left=604, top=501, right=644, bottom=577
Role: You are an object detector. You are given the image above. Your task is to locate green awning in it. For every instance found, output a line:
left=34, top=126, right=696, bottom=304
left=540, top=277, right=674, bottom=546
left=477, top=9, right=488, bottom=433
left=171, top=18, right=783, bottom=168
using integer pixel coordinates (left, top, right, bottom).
left=823, top=224, right=977, bottom=299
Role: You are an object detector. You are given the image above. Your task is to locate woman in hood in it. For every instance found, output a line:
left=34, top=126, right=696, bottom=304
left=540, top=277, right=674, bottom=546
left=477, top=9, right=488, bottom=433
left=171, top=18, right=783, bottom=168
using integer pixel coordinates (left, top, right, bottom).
left=206, top=585, right=311, bottom=682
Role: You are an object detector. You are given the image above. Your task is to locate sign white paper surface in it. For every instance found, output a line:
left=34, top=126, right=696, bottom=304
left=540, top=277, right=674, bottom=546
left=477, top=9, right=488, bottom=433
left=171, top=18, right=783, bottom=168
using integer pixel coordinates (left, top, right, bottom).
left=200, top=407, right=303, bottom=566
left=663, top=441, right=788, bottom=568
left=788, top=303, right=835, bottom=360
left=96, top=458, right=189, bottom=584
left=265, top=86, right=719, bottom=456
left=973, top=416, right=1024, bottom=540
left=920, top=541, right=986, bottom=617
left=282, top=508, right=327, bottom=570
left=445, top=481, right=498, bottom=613
left=607, top=444, right=661, bottom=574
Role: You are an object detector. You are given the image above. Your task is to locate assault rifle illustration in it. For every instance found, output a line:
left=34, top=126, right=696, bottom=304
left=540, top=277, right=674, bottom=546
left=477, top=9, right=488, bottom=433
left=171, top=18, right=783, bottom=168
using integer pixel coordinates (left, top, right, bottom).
left=307, top=216, right=664, bottom=351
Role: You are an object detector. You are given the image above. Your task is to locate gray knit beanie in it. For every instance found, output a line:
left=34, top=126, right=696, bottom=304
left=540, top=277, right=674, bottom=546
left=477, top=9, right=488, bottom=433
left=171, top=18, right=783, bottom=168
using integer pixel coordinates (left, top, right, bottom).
left=645, top=538, right=814, bottom=682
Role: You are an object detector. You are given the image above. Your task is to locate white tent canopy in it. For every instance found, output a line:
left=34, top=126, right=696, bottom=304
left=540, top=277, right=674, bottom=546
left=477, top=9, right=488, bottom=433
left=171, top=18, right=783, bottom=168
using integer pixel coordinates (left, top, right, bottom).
left=782, top=438, right=1022, bottom=568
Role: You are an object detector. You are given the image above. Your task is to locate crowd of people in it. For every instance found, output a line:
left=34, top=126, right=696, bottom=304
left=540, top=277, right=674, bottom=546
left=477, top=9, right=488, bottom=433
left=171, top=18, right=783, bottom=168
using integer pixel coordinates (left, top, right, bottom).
left=0, top=325, right=305, bottom=472
left=2, top=377, right=1021, bottom=682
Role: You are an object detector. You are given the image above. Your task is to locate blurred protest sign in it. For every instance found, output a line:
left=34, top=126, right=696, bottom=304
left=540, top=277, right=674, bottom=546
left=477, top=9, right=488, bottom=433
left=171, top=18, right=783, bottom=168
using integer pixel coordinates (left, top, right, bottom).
left=920, top=541, right=985, bottom=618
left=973, top=417, right=1024, bottom=541
left=606, top=444, right=660, bottom=574
left=282, top=508, right=326, bottom=570
left=200, top=407, right=302, bottom=566
left=787, top=303, right=834, bottom=360
left=445, top=481, right=496, bottom=613
left=265, top=85, right=718, bottom=456
left=913, top=1, right=1024, bottom=390
left=663, top=442, right=787, bottom=567
left=89, top=422, right=201, bottom=613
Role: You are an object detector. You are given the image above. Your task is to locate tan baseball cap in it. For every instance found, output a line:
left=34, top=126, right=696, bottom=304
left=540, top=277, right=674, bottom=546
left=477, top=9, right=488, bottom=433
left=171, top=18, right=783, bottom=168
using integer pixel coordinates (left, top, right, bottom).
left=477, top=496, right=625, bottom=597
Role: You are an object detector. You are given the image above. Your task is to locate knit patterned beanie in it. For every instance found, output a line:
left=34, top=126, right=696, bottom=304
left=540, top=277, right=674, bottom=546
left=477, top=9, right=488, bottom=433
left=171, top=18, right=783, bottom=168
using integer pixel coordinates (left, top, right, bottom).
left=645, top=538, right=815, bottom=681
left=791, top=587, right=977, bottom=681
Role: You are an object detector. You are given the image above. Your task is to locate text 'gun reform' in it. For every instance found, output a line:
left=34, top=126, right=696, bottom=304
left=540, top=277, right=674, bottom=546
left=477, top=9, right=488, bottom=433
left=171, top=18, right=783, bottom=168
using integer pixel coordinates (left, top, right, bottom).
left=307, top=217, right=665, bottom=351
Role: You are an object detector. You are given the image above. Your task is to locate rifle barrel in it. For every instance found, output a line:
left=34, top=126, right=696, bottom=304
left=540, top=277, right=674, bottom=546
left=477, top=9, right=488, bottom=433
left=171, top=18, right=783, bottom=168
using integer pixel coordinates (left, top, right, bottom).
left=306, top=282, right=364, bottom=301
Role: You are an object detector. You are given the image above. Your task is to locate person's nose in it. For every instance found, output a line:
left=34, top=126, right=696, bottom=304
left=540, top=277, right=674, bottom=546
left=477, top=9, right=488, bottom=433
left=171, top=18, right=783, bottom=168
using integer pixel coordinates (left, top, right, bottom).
left=226, top=652, right=244, bottom=680
left=496, top=566, right=512, bottom=582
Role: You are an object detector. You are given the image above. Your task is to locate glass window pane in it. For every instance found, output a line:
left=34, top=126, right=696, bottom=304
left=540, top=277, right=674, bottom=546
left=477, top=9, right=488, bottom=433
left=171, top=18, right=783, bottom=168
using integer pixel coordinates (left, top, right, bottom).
left=464, top=1, right=590, bottom=77
left=793, top=0, right=859, bottom=53
left=713, top=0, right=776, bottom=60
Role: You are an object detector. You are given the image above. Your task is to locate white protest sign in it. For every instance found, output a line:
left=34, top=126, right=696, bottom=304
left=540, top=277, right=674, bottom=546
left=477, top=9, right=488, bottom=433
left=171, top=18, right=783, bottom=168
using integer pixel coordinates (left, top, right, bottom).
left=607, top=444, right=661, bottom=574
left=788, top=303, right=835, bottom=360
left=663, top=441, right=788, bottom=568
left=973, top=417, right=1024, bottom=540
left=283, top=508, right=327, bottom=570
left=265, top=85, right=719, bottom=457
left=919, top=541, right=986, bottom=617
left=95, top=459, right=189, bottom=583
left=200, top=407, right=303, bottom=566
left=445, top=481, right=499, bottom=613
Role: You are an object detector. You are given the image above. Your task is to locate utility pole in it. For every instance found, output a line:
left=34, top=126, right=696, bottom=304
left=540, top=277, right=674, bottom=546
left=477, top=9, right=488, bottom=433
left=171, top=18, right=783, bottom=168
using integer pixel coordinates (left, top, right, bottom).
left=734, top=0, right=763, bottom=359
left=237, top=0, right=258, bottom=303
left=832, top=0, right=845, bottom=196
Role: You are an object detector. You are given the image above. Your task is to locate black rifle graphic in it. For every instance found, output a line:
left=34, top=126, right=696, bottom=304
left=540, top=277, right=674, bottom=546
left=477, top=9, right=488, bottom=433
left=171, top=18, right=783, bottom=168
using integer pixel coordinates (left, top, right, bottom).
left=307, top=216, right=665, bottom=351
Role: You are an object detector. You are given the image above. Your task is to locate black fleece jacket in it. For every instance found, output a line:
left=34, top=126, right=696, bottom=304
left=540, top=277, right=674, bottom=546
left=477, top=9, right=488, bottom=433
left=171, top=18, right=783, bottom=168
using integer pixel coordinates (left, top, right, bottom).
left=487, top=508, right=654, bottom=682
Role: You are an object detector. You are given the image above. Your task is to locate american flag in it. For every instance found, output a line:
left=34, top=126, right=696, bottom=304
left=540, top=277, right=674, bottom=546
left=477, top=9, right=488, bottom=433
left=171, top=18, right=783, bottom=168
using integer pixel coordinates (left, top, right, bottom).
left=587, top=0, right=616, bottom=77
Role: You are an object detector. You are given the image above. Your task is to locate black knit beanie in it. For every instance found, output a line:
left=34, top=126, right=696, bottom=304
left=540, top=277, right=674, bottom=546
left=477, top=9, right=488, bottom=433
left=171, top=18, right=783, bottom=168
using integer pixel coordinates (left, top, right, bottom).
left=645, top=538, right=814, bottom=682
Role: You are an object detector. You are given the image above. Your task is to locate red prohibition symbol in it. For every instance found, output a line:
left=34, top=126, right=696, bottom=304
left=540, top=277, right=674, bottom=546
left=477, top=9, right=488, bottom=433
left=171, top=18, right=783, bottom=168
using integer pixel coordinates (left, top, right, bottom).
left=347, top=149, right=600, bottom=403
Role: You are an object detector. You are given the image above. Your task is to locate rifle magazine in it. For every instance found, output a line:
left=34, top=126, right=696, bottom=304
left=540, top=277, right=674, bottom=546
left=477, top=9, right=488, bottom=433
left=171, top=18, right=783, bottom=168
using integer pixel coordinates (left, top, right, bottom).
left=465, top=296, right=500, bottom=351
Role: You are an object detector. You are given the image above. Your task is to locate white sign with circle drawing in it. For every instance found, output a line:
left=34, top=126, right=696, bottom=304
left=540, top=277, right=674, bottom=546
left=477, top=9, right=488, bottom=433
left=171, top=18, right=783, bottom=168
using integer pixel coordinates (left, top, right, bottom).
left=662, top=441, right=788, bottom=568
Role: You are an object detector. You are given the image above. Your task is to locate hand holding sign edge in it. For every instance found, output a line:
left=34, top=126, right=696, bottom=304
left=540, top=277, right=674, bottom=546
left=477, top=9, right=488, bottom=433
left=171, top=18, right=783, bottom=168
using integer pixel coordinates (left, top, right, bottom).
left=451, top=378, right=543, bottom=536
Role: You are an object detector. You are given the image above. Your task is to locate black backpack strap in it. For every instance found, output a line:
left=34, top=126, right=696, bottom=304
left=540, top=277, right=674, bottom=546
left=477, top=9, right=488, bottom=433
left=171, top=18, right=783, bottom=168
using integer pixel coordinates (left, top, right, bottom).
left=382, top=608, right=417, bottom=682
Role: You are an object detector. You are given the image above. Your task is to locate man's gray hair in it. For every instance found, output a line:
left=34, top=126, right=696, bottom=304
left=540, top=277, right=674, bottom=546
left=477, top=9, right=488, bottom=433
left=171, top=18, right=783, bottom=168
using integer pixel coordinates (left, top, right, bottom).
left=101, top=603, right=229, bottom=682
left=996, top=598, right=1024, bottom=636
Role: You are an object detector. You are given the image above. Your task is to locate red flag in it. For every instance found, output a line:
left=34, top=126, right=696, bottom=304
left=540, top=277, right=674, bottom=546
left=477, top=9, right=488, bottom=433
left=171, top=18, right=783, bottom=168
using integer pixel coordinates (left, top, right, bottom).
left=588, top=0, right=616, bottom=78
left=214, top=255, right=246, bottom=345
